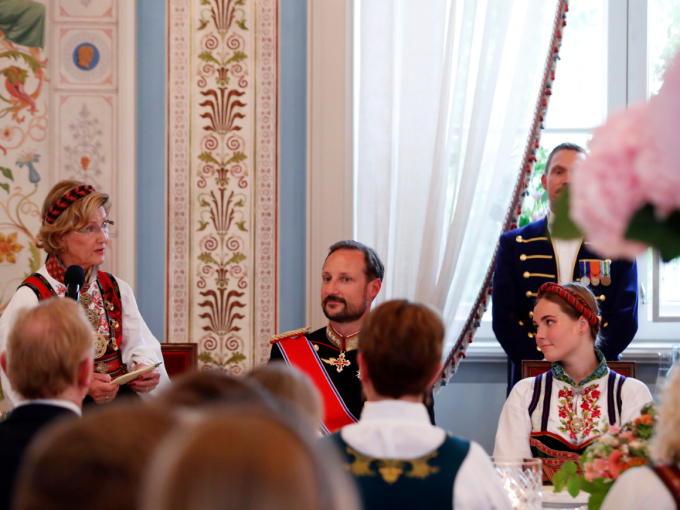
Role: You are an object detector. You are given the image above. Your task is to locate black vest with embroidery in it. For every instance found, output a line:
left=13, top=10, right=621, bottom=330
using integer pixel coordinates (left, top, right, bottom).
left=330, top=433, right=470, bottom=510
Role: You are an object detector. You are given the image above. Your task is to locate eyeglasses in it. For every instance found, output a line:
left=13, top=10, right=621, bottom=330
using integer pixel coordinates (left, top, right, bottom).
left=74, top=220, right=114, bottom=236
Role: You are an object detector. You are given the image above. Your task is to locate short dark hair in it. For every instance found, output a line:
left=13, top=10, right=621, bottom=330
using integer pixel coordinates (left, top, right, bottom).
left=359, top=300, right=444, bottom=398
left=326, top=240, right=384, bottom=282
left=545, top=142, right=586, bottom=172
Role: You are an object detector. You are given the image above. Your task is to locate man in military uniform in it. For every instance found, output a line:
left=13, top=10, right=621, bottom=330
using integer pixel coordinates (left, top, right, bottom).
left=493, top=143, right=638, bottom=388
left=269, top=240, right=383, bottom=433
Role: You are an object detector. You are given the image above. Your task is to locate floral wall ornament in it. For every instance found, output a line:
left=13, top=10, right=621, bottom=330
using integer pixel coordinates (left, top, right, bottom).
left=167, top=0, right=278, bottom=370
left=62, top=102, right=105, bottom=184
left=16, top=149, right=40, bottom=183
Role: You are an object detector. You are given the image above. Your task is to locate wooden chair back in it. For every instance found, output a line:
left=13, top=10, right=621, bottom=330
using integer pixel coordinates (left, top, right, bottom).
left=161, top=343, right=198, bottom=379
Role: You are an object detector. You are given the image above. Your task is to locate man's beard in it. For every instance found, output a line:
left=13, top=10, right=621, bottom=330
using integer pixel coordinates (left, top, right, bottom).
left=322, top=295, right=369, bottom=323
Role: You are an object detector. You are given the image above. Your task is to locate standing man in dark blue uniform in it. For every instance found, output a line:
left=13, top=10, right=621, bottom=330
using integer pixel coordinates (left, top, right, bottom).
left=492, top=143, right=638, bottom=389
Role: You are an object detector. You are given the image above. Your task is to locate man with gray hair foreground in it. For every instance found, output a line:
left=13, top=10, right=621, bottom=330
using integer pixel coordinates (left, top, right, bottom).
left=0, top=298, right=94, bottom=510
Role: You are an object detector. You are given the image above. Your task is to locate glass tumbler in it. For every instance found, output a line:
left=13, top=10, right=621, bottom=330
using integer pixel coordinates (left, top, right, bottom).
left=491, top=457, right=542, bottom=510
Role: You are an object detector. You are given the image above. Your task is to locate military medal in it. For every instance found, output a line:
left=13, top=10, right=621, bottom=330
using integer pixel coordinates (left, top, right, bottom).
left=94, top=333, right=108, bottom=358
left=581, top=275, right=590, bottom=286
left=570, top=416, right=586, bottom=434
left=322, top=351, right=351, bottom=373
left=591, top=261, right=601, bottom=286
left=579, top=261, right=590, bottom=286
left=601, top=261, right=611, bottom=286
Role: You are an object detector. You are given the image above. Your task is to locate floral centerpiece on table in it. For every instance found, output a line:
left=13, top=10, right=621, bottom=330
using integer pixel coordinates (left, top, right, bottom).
left=553, top=402, right=658, bottom=510
left=553, top=49, right=680, bottom=261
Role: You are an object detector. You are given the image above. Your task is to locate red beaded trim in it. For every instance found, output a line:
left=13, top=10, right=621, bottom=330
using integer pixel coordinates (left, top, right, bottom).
left=43, top=185, right=96, bottom=225
left=537, top=282, right=600, bottom=330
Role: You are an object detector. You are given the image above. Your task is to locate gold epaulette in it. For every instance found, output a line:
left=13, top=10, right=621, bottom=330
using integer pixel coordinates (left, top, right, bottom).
left=269, top=327, right=311, bottom=343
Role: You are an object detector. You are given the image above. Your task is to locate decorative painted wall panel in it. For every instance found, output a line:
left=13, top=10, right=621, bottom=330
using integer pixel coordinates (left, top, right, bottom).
left=167, top=0, right=279, bottom=372
left=0, top=0, right=132, bottom=316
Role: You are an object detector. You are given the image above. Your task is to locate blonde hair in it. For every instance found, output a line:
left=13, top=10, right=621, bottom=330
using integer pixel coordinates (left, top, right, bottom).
left=652, top=367, right=680, bottom=464
left=140, top=409, right=360, bottom=510
left=14, top=404, right=177, bottom=510
left=37, top=180, right=111, bottom=255
left=249, top=362, right=323, bottom=426
left=7, top=298, right=93, bottom=399
left=536, top=282, right=601, bottom=343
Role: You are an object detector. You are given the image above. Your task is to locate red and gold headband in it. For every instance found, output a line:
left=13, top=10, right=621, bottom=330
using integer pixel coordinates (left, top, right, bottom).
left=43, top=185, right=96, bottom=225
left=537, top=282, right=600, bottom=331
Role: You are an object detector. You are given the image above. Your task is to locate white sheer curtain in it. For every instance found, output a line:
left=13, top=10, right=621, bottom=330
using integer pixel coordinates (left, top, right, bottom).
left=355, top=0, right=559, bottom=359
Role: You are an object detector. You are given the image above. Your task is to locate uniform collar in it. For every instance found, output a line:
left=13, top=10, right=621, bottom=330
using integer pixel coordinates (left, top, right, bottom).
left=326, top=323, right=359, bottom=352
left=552, top=347, right=608, bottom=386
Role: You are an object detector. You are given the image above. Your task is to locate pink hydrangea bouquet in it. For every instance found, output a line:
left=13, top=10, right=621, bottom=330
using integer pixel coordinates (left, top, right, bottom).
left=553, top=50, right=680, bottom=261
left=553, top=403, right=658, bottom=510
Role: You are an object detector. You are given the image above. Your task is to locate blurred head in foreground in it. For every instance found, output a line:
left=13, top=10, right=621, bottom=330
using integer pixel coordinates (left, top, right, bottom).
left=158, top=369, right=273, bottom=410
left=653, top=366, right=680, bottom=465
left=358, top=299, right=444, bottom=400
left=140, top=408, right=360, bottom=510
left=249, top=361, right=323, bottom=427
left=13, top=404, right=177, bottom=510
left=1, top=297, right=93, bottom=403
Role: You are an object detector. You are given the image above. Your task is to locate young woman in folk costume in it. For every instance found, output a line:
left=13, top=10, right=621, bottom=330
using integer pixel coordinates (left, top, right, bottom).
left=493, top=282, right=652, bottom=482
left=0, top=180, right=170, bottom=407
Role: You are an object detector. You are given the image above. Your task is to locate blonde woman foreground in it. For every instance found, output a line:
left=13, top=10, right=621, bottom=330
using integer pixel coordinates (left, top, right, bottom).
left=494, top=282, right=652, bottom=481
left=600, top=366, right=680, bottom=510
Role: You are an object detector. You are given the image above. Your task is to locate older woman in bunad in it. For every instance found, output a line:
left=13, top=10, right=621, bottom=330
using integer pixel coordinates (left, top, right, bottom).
left=493, top=282, right=652, bottom=482
left=0, top=180, right=170, bottom=407
left=599, top=367, right=680, bottom=510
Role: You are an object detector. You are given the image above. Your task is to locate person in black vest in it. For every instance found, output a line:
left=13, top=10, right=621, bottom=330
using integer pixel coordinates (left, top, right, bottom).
left=329, top=300, right=512, bottom=510
left=0, top=297, right=93, bottom=510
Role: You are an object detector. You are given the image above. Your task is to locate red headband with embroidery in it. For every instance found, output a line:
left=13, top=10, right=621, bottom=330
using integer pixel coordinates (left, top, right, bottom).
left=537, top=282, right=600, bottom=332
left=43, top=185, right=96, bottom=225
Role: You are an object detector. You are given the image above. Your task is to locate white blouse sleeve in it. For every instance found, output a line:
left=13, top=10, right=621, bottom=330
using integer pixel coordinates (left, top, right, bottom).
left=454, top=441, right=513, bottom=509
left=116, top=278, right=171, bottom=397
left=600, top=466, right=676, bottom=510
left=619, top=377, right=654, bottom=425
left=493, top=378, right=534, bottom=459
left=0, top=286, right=41, bottom=408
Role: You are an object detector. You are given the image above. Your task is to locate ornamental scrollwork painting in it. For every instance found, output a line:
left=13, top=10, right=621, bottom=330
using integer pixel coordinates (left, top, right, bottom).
left=194, top=0, right=251, bottom=373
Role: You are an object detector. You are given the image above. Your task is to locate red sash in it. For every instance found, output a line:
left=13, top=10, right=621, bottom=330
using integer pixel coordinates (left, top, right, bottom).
left=276, top=336, right=358, bottom=434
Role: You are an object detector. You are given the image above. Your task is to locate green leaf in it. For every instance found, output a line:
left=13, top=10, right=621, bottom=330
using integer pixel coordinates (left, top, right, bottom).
left=28, top=242, right=40, bottom=273
left=200, top=0, right=210, bottom=4
left=235, top=220, right=247, bottom=232
left=567, top=474, right=582, bottom=498
left=225, top=352, right=246, bottom=365
left=226, top=252, right=246, bottom=265
left=236, top=20, right=248, bottom=31
left=552, top=187, right=583, bottom=240
left=552, top=470, right=567, bottom=492
left=0, top=166, right=13, bottom=181
left=226, top=151, right=247, bottom=165
left=0, top=183, right=8, bottom=194
left=226, top=51, right=248, bottom=65
left=198, top=252, right=218, bottom=265
left=199, top=198, right=210, bottom=207
left=197, top=18, right=209, bottom=30
left=198, top=152, right=219, bottom=165
left=197, top=221, right=209, bottom=232
left=0, top=51, right=44, bottom=73
left=587, top=491, right=607, bottom=510
left=234, top=199, right=245, bottom=207
left=562, top=460, right=578, bottom=475
left=198, top=352, right=218, bottom=365
left=625, top=204, right=680, bottom=262
left=198, top=51, right=220, bottom=65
